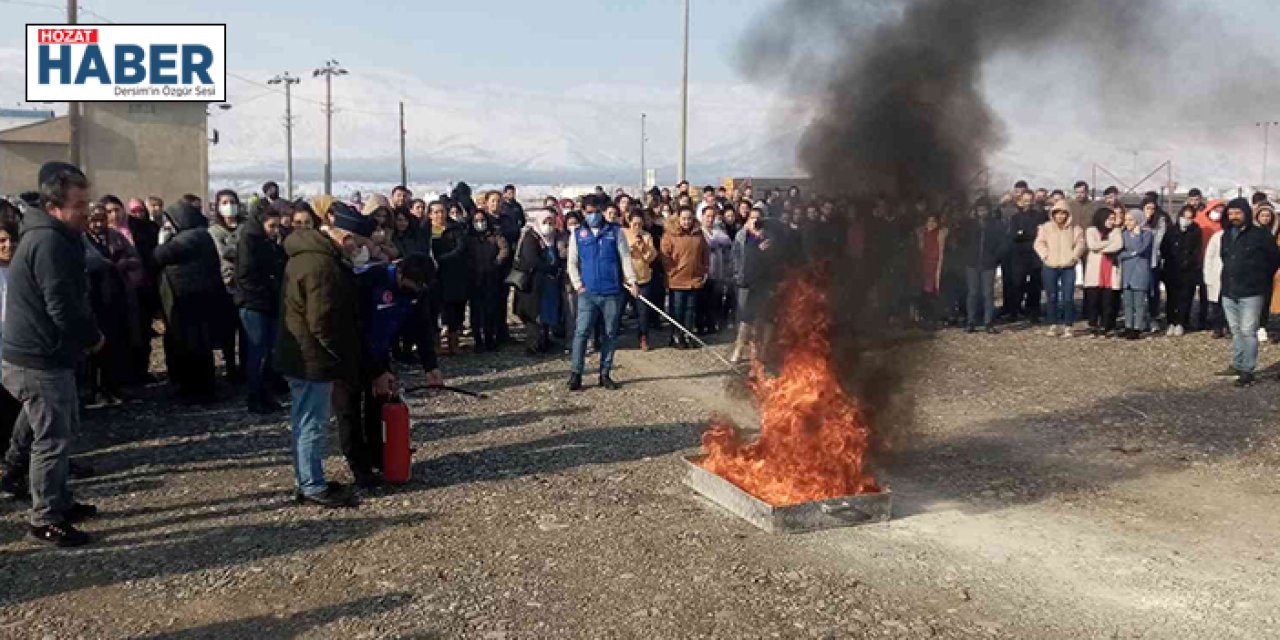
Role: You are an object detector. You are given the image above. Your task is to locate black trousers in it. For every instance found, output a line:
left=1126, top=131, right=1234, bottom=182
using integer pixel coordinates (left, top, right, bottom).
left=0, top=384, right=20, bottom=462
left=1083, top=287, right=1120, bottom=331
left=1166, top=279, right=1197, bottom=328
left=1009, top=253, right=1043, bottom=319
left=332, top=377, right=384, bottom=475
left=470, top=280, right=507, bottom=349
left=165, top=331, right=215, bottom=397
left=696, top=281, right=727, bottom=332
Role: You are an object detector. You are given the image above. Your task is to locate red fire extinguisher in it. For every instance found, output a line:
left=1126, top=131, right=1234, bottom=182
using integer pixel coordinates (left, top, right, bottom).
left=382, top=395, right=412, bottom=484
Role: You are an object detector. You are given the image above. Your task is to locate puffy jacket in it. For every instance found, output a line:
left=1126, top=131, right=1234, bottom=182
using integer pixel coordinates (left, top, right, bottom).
left=2, top=205, right=101, bottom=370
left=207, top=221, right=239, bottom=289
left=273, top=229, right=360, bottom=382
left=233, top=211, right=286, bottom=314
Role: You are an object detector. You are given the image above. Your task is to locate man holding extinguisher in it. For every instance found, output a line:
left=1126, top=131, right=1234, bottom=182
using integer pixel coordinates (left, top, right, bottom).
left=333, top=250, right=444, bottom=490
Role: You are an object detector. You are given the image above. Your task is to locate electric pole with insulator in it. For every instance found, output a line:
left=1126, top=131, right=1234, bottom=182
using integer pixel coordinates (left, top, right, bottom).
left=313, top=60, right=348, bottom=196
left=268, top=72, right=301, bottom=199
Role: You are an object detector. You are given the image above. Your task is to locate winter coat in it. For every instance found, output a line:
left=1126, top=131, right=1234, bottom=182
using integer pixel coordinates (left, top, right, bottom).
left=497, top=199, right=526, bottom=246
left=702, top=225, right=733, bottom=282
left=355, top=263, right=438, bottom=379
left=1203, top=231, right=1224, bottom=303
left=391, top=220, right=432, bottom=259
left=1084, top=228, right=1123, bottom=289
left=85, top=231, right=139, bottom=355
left=466, top=223, right=511, bottom=283
left=1009, top=206, right=1048, bottom=258
left=513, top=228, right=558, bottom=323
left=207, top=221, right=239, bottom=290
left=1119, top=228, right=1154, bottom=291
left=1220, top=224, right=1280, bottom=300
left=623, top=227, right=658, bottom=285
left=233, top=211, right=287, bottom=315
left=1193, top=199, right=1226, bottom=259
left=273, top=229, right=360, bottom=382
left=1159, top=223, right=1203, bottom=286
left=127, top=215, right=161, bottom=277
left=430, top=220, right=470, bottom=303
left=661, top=224, right=710, bottom=291
left=1033, top=219, right=1086, bottom=268
left=2, top=206, right=101, bottom=371
left=952, top=217, right=1008, bottom=271
left=154, top=205, right=234, bottom=354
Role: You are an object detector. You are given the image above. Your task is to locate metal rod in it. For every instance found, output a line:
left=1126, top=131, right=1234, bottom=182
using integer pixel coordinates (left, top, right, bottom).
left=401, top=384, right=487, bottom=399
left=324, top=70, right=332, bottom=195
left=285, top=79, right=294, bottom=199
left=66, top=0, right=80, bottom=167
left=640, top=112, right=647, bottom=193
left=677, top=0, right=690, bottom=183
left=399, top=101, right=407, bottom=187
left=635, top=294, right=743, bottom=375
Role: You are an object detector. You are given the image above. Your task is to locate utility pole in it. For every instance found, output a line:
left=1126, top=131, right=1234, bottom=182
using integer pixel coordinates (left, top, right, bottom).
left=640, top=113, right=647, bottom=192
left=1258, top=121, right=1279, bottom=186
left=677, top=0, right=690, bottom=183
left=399, top=101, right=407, bottom=187
left=313, top=60, right=348, bottom=195
left=268, top=72, right=300, bottom=199
left=66, top=0, right=80, bottom=167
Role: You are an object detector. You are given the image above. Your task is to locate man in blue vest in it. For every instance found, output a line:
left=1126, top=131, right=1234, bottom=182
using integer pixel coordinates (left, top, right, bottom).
left=567, top=195, right=639, bottom=391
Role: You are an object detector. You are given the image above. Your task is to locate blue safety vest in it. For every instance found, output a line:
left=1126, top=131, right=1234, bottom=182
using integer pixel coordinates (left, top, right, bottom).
left=576, top=223, right=622, bottom=296
left=355, top=262, right=415, bottom=361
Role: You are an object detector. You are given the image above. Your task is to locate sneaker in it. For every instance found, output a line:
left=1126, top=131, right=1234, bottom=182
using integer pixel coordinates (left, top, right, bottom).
left=1173, top=325, right=1185, bottom=337
left=63, top=502, right=99, bottom=524
left=964, top=325, right=977, bottom=334
left=28, top=522, right=91, bottom=547
left=1061, top=328, right=1074, bottom=338
left=297, top=482, right=357, bottom=509
left=0, top=469, right=30, bottom=500
left=1166, top=325, right=1176, bottom=337
left=1235, top=372, right=1256, bottom=388
left=1214, top=367, right=1240, bottom=377
left=1260, top=328, right=1270, bottom=342
left=1045, top=326, right=1059, bottom=337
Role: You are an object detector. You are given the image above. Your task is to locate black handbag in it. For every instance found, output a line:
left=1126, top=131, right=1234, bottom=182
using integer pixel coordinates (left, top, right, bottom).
left=505, top=234, right=532, bottom=292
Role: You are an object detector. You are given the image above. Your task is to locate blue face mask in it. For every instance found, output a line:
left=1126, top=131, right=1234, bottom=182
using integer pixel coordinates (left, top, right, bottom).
left=586, top=212, right=604, bottom=228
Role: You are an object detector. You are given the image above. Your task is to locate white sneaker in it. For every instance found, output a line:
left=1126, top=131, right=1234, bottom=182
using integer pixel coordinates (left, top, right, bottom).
left=1166, top=325, right=1176, bottom=337
left=1062, top=328, right=1074, bottom=338
left=1174, top=325, right=1184, bottom=337
left=1259, top=328, right=1269, bottom=342
left=1046, top=326, right=1060, bottom=337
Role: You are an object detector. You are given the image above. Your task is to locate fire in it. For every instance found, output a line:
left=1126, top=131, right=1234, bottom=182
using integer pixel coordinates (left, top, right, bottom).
left=699, top=265, right=879, bottom=506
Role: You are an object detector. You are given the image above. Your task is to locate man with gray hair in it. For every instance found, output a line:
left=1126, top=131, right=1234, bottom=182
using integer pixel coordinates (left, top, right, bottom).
left=0, top=162, right=103, bottom=546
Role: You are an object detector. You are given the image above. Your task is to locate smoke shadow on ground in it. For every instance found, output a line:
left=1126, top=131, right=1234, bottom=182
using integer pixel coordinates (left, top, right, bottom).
left=410, top=422, right=701, bottom=491
left=880, top=382, right=1276, bottom=519
left=0, top=513, right=419, bottom=607
left=133, top=592, right=421, bottom=640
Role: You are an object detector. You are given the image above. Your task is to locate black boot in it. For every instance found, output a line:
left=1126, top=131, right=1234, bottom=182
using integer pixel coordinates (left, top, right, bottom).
left=567, top=373, right=583, bottom=392
left=599, top=374, right=621, bottom=391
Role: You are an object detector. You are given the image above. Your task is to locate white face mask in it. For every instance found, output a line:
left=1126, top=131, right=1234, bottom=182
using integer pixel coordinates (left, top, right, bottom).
left=1209, top=211, right=1222, bottom=222
left=218, top=203, right=238, bottom=219
left=473, top=221, right=487, bottom=232
left=351, top=245, right=371, bottom=267
left=540, top=223, right=556, bottom=237
left=1179, top=218, right=1192, bottom=230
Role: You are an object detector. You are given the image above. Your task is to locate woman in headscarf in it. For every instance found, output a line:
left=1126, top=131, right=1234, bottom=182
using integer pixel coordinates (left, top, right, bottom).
left=428, top=200, right=470, bottom=355
left=513, top=208, right=562, bottom=355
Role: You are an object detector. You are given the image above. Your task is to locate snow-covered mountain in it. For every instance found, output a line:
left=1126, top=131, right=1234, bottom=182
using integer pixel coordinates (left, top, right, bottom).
left=1, top=45, right=1272, bottom=196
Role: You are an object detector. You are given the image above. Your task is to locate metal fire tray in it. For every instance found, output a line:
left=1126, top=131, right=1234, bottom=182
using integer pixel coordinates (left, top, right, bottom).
left=682, top=455, right=891, bottom=534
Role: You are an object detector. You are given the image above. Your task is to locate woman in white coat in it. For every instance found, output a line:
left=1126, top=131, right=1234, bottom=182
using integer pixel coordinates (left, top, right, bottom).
left=1202, top=216, right=1226, bottom=339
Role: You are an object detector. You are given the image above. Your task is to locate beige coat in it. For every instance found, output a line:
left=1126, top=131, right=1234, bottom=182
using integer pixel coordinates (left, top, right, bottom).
left=1083, top=227, right=1122, bottom=289
left=623, top=227, right=658, bottom=285
left=1034, top=219, right=1086, bottom=268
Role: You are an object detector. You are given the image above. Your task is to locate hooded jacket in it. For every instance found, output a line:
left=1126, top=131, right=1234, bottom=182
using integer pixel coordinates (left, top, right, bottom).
left=1219, top=198, right=1280, bottom=300
left=1033, top=206, right=1086, bottom=268
left=953, top=214, right=1009, bottom=271
left=233, top=209, right=287, bottom=314
left=154, top=204, right=234, bottom=350
left=273, top=229, right=360, bottom=382
left=497, top=199, right=526, bottom=246
left=2, top=205, right=101, bottom=370
left=1159, top=220, right=1203, bottom=284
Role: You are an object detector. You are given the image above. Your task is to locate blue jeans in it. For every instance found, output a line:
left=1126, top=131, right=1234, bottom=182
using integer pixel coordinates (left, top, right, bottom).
left=670, top=289, right=698, bottom=334
left=2, top=365, right=78, bottom=526
left=1123, top=288, right=1149, bottom=332
left=571, top=292, right=622, bottom=375
left=1223, top=295, right=1264, bottom=373
left=286, top=377, right=331, bottom=496
left=1041, top=266, right=1077, bottom=325
left=239, top=309, right=278, bottom=397
left=965, top=268, right=996, bottom=326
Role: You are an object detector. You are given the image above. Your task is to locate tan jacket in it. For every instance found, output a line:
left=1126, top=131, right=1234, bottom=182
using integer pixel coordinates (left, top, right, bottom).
left=661, top=225, right=710, bottom=290
left=1034, top=219, right=1086, bottom=268
left=623, top=227, right=658, bottom=285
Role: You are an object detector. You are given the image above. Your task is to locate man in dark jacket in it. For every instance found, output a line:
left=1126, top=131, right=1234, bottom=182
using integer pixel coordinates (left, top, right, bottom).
left=1217, top=198, right=1280, bottom=387
left=1, top=162, right=102, bottom=547
left=957, top=199, right=1011, bottom=333
left=235, top=202, right=287, bottom=414
left=275, top=224, right=360, bottom=507
left=1004, top=191, right=1047, bottom=322
left=154, top=203, right=232, bottom=402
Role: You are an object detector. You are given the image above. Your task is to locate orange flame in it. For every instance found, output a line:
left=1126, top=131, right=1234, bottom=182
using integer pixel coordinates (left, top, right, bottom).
left=699, top=265, right=879, bottom=506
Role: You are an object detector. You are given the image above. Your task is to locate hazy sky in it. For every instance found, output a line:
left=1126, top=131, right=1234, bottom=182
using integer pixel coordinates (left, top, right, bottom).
left=2, top=0, right=771, bottom=92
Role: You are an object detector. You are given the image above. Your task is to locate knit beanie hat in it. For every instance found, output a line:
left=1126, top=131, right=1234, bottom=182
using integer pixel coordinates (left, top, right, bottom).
left=331, top=202, right=374, bottom=238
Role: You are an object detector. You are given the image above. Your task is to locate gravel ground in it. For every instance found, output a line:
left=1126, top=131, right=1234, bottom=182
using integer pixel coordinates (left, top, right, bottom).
left=1, top=318, right=1279, bottom=638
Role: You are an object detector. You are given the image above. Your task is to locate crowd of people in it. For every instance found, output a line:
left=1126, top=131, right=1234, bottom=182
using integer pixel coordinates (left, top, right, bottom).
left=0, top=161, right=1275, bottom=547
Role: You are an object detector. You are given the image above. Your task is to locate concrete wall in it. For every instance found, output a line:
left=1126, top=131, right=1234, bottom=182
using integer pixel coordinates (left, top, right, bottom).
left=82, top=102, right=208, bottom=205
left=0, top=142, right=68, bottom=195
